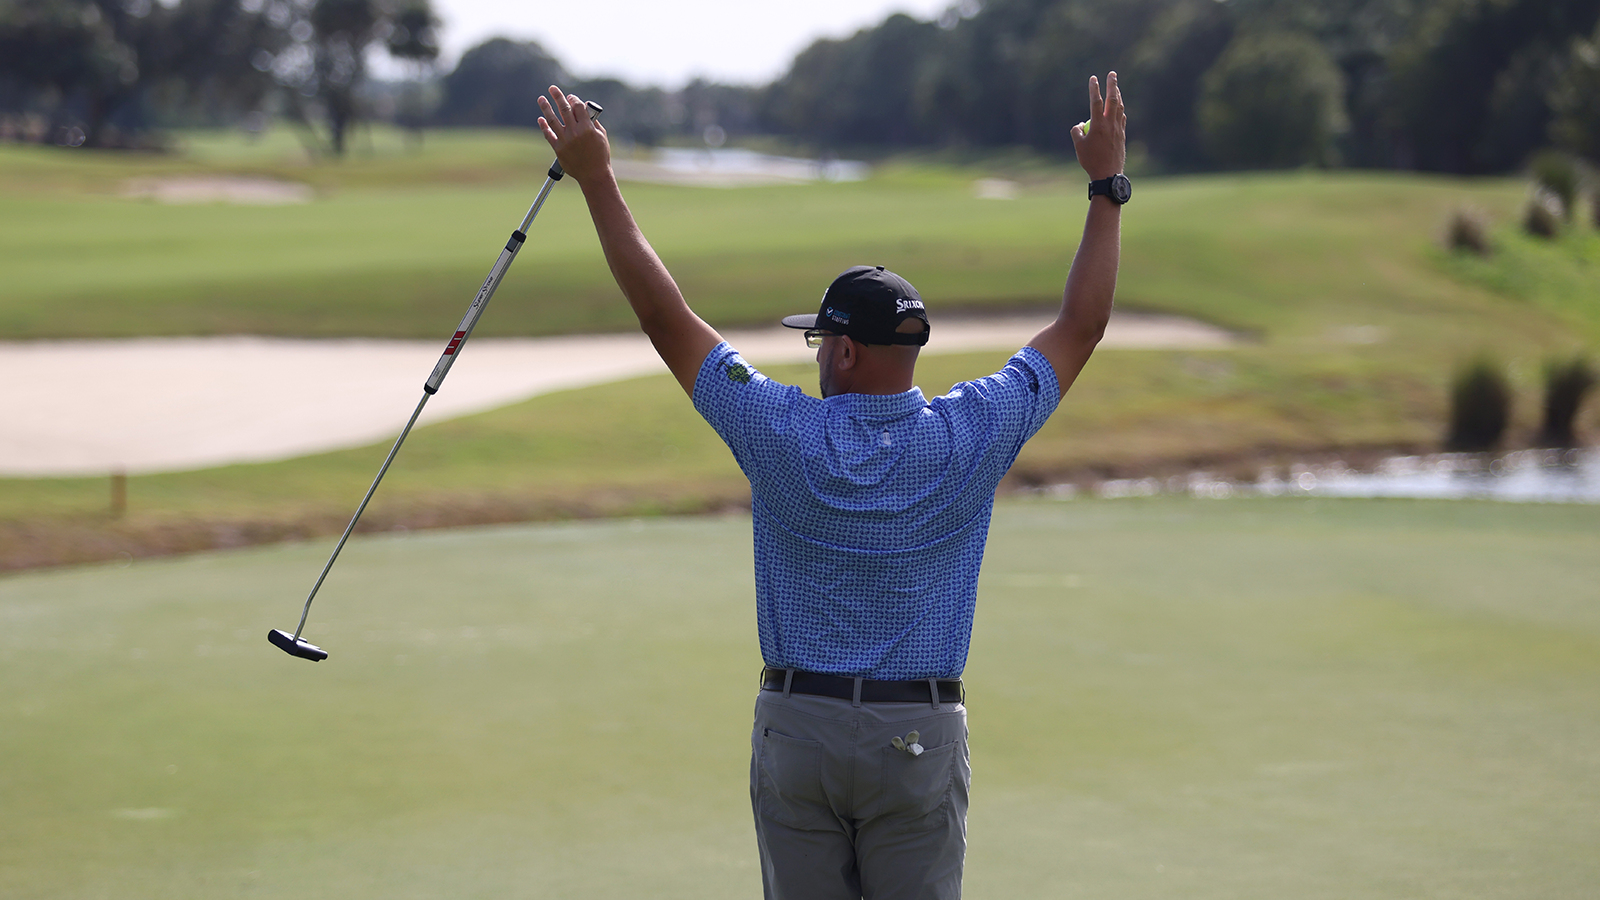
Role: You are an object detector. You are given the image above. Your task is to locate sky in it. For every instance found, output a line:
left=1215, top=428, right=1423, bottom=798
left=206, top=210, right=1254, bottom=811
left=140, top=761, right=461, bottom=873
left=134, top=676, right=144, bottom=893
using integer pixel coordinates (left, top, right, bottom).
left=416, top=0, right=957, bottom=88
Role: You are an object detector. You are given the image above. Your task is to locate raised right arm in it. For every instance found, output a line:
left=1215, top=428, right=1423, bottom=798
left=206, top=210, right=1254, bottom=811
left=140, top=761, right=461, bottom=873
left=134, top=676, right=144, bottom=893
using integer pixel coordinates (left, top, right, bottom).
left=537, top=86, right=723, bottom=397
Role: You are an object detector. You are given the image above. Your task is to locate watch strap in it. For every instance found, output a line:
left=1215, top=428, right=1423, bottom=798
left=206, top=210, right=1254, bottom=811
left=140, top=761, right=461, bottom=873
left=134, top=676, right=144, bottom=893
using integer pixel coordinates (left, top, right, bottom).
left=1087, top=174, right=1130, bottom=204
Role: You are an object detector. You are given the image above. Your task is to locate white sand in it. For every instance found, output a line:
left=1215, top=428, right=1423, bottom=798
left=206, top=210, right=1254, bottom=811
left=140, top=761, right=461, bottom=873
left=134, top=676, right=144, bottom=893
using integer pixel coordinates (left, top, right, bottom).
left=120, top=176, right=314, bottom=205
left=3, top=313, right=1232, bottom=476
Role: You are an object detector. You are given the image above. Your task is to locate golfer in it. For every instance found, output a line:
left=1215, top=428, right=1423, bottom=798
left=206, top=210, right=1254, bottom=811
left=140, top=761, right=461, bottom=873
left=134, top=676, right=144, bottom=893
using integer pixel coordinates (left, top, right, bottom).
left=539, top=73, right=1127, bottom=899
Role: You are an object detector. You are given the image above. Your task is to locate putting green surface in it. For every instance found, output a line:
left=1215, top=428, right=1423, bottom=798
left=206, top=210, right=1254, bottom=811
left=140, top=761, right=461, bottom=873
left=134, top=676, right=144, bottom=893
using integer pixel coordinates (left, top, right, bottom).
left=3, top=497, right=1597, bottom=898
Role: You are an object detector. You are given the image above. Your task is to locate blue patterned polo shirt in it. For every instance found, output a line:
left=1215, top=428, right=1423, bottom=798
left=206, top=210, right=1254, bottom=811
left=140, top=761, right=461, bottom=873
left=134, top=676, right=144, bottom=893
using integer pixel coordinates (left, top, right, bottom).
left=693, top=342, right=1060, bottom=680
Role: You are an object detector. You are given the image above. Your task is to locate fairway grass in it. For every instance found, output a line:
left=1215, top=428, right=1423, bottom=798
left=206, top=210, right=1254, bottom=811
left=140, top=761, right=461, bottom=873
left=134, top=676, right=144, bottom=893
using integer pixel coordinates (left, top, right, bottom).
left=2, top=497, right=1597, bottom=898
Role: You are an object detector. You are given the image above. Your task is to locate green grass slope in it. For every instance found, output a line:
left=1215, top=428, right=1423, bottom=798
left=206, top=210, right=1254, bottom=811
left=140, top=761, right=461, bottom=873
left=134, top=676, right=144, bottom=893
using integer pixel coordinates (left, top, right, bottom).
left=2, top=498, right=1597, bottom=898
left=0, top=136, right=1565, bottom=343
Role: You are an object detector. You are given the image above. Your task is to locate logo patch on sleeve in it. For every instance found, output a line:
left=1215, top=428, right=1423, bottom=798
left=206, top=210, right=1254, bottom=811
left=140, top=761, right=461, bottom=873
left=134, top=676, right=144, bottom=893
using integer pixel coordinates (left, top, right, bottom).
left=724, top=362, right=753, bottom=384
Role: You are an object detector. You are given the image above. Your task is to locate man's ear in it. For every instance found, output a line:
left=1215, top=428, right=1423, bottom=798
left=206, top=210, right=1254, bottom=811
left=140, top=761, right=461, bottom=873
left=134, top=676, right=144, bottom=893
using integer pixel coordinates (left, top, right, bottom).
left=837, top=336, right=860, bottom=370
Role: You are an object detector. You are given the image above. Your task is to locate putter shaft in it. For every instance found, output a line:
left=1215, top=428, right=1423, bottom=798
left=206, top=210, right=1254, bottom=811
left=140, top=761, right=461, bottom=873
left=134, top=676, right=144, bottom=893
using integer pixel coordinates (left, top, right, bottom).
left=292, top=391, right=430, bottom=640
left=288, top=162, right=571, bottom=644
left=278, top=101, right=603, bottom=659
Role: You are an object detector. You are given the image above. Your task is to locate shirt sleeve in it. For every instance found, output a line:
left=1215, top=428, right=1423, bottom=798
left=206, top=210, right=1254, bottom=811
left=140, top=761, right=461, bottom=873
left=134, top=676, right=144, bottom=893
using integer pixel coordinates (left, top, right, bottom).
left=938, top=346, right=1062, bottom=455
left=691, top=342, right=798, bottom=466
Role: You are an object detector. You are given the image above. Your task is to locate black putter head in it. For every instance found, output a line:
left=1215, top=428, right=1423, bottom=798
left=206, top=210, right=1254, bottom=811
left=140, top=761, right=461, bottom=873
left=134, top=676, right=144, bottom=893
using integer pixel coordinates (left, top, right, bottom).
left=268, top=628, right=328, bottom=662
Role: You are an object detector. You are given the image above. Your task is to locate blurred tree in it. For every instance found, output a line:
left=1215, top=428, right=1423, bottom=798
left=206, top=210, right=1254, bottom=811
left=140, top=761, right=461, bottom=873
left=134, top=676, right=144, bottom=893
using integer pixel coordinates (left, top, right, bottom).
left=1550, top=22, right=1600, bottom=161
left=1124, top=0, right=1234, bottom=170
left=431, top=38, right=756, bottom=147
left=1224, top=0, right=1422, bottom=168
left=0, top=0, right=283, bottom=146
left=270, top=0, right=438, bottom=156
left=1388, top=0, right=1600, bottom=173
left=1009, top=0, right=1170, bottom=153
left=915, top=0, right=1055, bottom=148
left=761, top=13, right=943, bottom=147
left=676, top=77, right=760, bottom=140
left=1198, top=31, right=1348, bottom=168
left=434, top=37, right=566, bottom=129
left=568, top=77, right=675, bottom=146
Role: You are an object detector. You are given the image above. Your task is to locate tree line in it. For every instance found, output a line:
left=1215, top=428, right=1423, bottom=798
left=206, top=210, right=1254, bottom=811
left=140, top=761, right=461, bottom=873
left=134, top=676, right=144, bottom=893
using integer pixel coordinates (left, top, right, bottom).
left=4, top=0, right=1598, bottom=173
left=757, top=0, right=1600, bottom=174
left=0, top=0, right=439, bottom=153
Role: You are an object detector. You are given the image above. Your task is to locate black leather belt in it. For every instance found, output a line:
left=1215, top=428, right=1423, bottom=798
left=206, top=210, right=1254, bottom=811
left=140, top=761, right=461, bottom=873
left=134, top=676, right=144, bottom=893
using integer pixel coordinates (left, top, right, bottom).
left=761, top=667, right=963, bottom=704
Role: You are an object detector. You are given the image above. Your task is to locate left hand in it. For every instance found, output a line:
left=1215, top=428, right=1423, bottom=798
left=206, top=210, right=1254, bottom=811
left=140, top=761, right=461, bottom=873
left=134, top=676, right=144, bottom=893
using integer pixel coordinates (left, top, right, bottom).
left=537, top=86, right=611, bottom=185
left=1070, top=71, right=1126, bottom=181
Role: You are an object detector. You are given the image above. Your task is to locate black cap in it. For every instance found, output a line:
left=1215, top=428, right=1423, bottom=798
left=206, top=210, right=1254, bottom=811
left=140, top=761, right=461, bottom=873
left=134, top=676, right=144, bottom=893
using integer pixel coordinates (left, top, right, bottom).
left=781, top=266, right=930, bottom=346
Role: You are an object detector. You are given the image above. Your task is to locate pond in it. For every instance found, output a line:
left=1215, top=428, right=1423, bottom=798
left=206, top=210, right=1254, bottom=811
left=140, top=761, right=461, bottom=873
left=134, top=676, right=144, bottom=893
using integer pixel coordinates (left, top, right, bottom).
left=1081, top=449, right=1600, bottom=504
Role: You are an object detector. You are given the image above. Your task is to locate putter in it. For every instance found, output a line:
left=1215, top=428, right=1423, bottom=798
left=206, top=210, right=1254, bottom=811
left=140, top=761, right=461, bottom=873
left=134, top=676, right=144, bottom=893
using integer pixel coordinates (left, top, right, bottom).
left=270, top=100, right=602, bottom=663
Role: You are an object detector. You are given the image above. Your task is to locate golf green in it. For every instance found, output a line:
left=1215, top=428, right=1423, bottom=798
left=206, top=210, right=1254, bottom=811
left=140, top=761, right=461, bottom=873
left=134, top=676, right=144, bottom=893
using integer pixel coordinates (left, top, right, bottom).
left=2, top=497, right=1596, bottom=898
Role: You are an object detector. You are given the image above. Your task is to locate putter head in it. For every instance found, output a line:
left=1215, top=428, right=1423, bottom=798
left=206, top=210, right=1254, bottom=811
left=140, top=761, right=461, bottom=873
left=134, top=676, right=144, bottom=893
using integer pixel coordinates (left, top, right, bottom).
left=268, top=628, right=328, bottom=662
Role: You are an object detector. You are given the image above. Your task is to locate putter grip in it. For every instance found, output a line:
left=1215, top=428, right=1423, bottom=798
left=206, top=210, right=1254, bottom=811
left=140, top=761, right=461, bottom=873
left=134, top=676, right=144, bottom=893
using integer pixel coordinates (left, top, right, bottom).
left=424, top=230, right=526, bottom=394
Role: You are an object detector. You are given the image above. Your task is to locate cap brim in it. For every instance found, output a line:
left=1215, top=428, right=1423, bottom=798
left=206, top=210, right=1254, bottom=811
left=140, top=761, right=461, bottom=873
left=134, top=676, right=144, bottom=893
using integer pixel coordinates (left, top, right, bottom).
left=780, top=314, right=818, bottom=330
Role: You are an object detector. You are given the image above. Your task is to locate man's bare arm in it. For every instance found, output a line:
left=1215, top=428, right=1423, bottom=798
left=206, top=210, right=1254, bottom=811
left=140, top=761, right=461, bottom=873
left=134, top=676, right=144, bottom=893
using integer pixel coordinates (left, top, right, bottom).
left=537, top=87, right=722, bottom=397
left=1027, top=71, right=1127, bottom=396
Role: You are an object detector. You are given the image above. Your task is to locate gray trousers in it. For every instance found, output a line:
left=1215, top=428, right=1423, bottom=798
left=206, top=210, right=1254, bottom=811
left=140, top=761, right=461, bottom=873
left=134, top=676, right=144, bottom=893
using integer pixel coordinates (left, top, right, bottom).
left=749, top=686, right=970, bottom=900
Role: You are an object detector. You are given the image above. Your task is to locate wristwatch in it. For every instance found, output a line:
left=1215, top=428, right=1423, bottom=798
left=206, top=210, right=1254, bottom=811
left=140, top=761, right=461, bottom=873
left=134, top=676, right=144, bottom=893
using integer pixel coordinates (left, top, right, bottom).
left=1088, top=174, right=1132, bottom=205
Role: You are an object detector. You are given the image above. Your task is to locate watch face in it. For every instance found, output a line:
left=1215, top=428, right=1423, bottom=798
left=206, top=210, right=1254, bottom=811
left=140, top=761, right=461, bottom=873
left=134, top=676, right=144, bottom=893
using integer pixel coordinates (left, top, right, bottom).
left=1111, top=174, right=1132, bottom=204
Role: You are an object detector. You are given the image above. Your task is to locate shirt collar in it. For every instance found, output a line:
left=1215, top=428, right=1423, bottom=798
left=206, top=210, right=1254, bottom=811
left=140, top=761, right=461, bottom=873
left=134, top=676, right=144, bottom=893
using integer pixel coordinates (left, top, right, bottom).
left=823, top=387, right=928, bottom=420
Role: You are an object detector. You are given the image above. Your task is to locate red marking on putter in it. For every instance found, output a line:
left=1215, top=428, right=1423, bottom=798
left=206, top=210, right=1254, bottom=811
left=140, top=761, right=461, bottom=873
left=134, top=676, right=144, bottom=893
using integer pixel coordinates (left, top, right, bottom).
left=443, top=330, right=466, bottom=354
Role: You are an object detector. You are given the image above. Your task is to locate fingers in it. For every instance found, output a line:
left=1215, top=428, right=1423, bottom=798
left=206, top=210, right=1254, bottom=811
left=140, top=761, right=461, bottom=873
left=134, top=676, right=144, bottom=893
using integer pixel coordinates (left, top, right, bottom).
left=539, top=85, right=578, bottom=131
left=537, top=91, right=560, bottom=135
left=539, top=86, right=598, bottom=148
left=1088, top=75, right=1103, bottom=122
left=552, top=85, right=574, bottom=126
left=568, top=94, right=593, bottom=136
left=1107, top=71, right=1125, bottom=125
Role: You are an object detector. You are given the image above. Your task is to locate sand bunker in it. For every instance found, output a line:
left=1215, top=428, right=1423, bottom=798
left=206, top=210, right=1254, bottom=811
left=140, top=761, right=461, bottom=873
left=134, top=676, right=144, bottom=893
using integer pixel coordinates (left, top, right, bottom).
left=120, top=176, right=314, bottom=205
left=2, top=313, right=1234, bottom=476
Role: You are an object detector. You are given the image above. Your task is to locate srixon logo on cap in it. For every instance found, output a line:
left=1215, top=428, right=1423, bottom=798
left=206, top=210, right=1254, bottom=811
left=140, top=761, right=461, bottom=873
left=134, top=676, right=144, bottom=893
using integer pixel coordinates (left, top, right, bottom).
left=896, top=299, right=925, bottom=313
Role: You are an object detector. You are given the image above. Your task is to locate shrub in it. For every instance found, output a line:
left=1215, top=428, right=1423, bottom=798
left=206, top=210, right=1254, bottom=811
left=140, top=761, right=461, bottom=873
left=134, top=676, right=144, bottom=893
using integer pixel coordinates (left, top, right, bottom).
left=1446, top=356, right=1511, bottom=452
left=1523, top=190, right=1563, bottom=238
left=1538, top=355, right=1596, bottom=447
left=1530, top=151, right=1580, bottom=221
left=1446, top=208, right=1492, bottom=256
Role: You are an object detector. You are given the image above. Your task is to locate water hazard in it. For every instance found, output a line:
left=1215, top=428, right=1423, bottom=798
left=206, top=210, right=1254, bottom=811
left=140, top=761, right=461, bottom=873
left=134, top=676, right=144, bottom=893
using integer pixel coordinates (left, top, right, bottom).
left=1062, top=449, right=1600, bottom=504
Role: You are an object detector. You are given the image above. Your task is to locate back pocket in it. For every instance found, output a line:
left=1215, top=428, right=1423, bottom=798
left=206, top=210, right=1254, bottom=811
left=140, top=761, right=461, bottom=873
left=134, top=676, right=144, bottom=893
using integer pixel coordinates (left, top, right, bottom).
left=879, top=740, right=958, bottom=821
left=758, top=728, right=830, bottom=829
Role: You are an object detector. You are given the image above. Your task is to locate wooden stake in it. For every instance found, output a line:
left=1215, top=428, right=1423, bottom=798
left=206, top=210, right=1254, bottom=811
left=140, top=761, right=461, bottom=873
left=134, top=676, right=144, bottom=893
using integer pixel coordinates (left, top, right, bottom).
left=111, top=468, right=126, bottom=518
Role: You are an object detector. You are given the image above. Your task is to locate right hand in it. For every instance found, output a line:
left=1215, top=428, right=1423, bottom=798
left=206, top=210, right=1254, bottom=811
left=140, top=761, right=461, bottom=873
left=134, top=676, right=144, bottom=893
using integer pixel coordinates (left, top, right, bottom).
left=1070, top=72, right=1126, bottom=181
left=537, top=85, right=611, bottom=185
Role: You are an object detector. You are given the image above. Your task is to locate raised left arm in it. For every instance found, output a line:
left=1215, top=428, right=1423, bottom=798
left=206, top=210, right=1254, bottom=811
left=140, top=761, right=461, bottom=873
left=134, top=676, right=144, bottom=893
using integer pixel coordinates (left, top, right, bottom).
left=1027, top=71, right=1126, bottom=396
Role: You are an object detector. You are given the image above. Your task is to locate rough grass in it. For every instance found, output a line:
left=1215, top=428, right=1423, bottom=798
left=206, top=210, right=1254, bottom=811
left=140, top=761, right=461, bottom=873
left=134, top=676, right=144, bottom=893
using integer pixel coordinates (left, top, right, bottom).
left=1438, top=224, right=1600, bottom=345
left=2, top=498, right=1597, bottom=898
